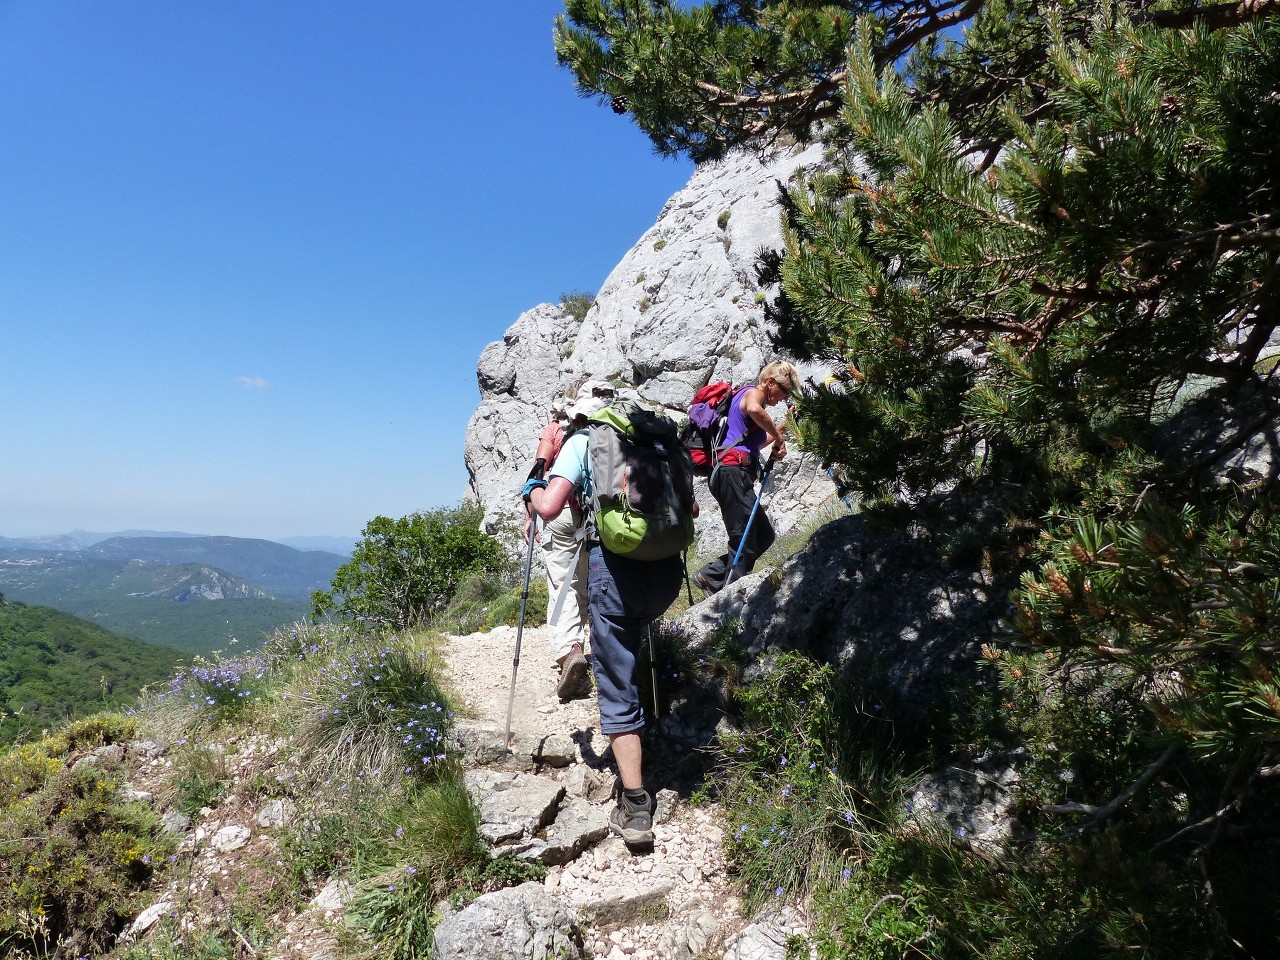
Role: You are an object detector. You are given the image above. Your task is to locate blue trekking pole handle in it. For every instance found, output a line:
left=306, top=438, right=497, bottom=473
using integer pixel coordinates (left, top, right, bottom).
left=730, top=459, right=774, bottom=574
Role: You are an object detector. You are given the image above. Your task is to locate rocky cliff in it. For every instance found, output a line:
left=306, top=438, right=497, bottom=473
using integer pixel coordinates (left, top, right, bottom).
left=465, top=145, right=840, bottom=556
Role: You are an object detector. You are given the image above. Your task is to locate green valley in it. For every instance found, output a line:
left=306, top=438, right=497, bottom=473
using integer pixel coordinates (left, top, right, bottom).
left=0, top=534, right=340, bottom=654
left=0, top=598, right=183, bottom=744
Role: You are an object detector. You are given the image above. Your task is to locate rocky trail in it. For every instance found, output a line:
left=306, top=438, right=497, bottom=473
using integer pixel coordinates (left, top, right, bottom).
left=434, top=623, right=808, bottom=960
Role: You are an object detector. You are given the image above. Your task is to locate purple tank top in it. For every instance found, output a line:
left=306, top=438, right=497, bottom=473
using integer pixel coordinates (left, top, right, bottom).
left=726, top=386, right=767, bottom=454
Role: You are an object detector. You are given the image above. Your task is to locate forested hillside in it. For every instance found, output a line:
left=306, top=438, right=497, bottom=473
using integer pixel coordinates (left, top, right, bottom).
left=0, top=597, right=183, bottom=743
left=0, top=533, right=340, bottom=654
left=86, top=536, right=346, bottom=602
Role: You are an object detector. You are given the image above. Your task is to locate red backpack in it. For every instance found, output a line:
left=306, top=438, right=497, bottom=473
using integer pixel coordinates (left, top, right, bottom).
left=679, top=382, right=741, bottom=476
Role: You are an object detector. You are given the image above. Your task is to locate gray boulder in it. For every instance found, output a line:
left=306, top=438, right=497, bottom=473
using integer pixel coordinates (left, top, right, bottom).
left=676, top=503, right=1021, bottom=740
left=464, top=769, right=564, bottom=844
left=905, top=749, right=1033, bottom=864
left=432, top=882, right=585, bottom=960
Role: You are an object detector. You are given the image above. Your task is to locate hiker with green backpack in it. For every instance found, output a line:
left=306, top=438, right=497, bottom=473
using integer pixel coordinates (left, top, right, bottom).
left=692, top=360, right=798, bottom=594
left=524, top=391, right=698, bottom=851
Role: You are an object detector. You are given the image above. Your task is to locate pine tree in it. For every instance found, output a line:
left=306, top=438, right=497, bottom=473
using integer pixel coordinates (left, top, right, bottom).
left=558, top=2, right=1280, bottom=949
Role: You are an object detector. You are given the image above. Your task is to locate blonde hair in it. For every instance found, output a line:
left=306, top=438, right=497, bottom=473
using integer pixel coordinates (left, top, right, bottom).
left=759, top=360, right=799, bottom=392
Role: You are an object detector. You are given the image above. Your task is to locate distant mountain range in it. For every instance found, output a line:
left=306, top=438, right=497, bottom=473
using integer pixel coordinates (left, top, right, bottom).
left=0, top=532, right=351, bottom=655
left=81, top=536, right=348, bottom=601
left=0, top=529, right=355, bottom=556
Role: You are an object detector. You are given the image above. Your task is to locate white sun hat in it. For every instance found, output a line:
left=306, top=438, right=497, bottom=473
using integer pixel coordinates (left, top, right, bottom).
left=566, top=379, right=616, bottom=420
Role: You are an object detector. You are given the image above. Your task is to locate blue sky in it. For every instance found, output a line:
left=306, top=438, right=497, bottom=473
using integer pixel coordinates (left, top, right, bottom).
left=0, top=1, right=693, bottom=541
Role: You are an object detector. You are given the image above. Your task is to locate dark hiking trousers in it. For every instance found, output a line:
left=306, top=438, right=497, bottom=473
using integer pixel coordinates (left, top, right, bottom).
left=695, top=461, right=775, bottom=591
left=587, top=543, right=683, bottom=734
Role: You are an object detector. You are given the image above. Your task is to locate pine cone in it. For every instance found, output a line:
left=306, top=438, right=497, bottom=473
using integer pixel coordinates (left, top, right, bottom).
left=1046, top=567, right=1074, bottom=599
left=611, top=94, right=630, bottom=114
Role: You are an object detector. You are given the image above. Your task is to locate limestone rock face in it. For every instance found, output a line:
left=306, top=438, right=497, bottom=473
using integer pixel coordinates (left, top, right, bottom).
left=465, top=145, right=840, bottom=551
left=674, top=500, right=1023, bottom=741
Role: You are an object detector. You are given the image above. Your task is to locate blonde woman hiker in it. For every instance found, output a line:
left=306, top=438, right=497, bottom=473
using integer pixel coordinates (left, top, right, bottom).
left=693, top=360, right=798, bottom=594
left=524, top=379, right=615, bottom=699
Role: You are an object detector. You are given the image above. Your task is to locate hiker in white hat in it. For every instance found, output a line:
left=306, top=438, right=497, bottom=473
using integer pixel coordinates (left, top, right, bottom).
left=522, top=378, right=615, bottom=699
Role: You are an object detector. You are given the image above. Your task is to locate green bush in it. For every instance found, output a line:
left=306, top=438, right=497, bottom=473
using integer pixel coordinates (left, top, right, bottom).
left=0, top=740, right=174, bottom=959
left=437, top=570, right=548, bottom=635
left=42, top=711, right=139, bottom=757
left=258, top=619, right=356, bottom=671
left=717, top=654, right=888, bottom=912
left=714, top=652, right=1223, bottom=959
left=285, top=637, right=456, bottom=788
left=312, top=502, right=508, bottom=630
left=558, top=289, right=595, bottom=322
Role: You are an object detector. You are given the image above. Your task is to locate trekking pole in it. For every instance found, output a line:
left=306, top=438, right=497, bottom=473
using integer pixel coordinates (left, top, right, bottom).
left=646, top=624, right=660, bottom=721
left=503, top=513, right=539, bottom=754
left=726, top=460, right=775, bottom=587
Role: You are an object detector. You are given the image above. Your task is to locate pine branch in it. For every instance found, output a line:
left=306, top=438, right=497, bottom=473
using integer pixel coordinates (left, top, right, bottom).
left=880, top=0, right=987, bottom=66
left=1153, top=799, right=1240, bottom=850
left=1041, top=742, right=1181, bottom=831
left=1127, top=214, right=1280, bottom=257
left=1028, top=276, right=1170, bottom=304
left=1140, top=0, right=1280, bottom=31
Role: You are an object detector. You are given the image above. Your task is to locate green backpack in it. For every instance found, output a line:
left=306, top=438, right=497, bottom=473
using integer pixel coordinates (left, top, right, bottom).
left=584, top=400, right=696, bottom=560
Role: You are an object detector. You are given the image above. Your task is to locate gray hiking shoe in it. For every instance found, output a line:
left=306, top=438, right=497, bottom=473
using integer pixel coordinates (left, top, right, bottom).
left=609, top=789, right=654, bottom=848
left=556, top=647, right=590, bottom=701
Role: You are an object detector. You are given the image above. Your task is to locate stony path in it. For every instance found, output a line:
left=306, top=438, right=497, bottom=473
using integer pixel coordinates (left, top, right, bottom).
left=440, top=624, right=748, bottom=960
left=441, top=624, right=606, bottom=759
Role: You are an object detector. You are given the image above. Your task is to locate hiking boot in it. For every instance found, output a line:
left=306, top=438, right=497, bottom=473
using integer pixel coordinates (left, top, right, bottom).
left=609, top=788, right=654, bottom=848
left=693, top=570, right=718, bottom=594
left=556, top=646, right=590, bottom=701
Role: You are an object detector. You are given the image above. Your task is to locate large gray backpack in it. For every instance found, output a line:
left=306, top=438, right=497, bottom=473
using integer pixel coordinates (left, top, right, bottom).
left=583, top=400, right=696, bottom=561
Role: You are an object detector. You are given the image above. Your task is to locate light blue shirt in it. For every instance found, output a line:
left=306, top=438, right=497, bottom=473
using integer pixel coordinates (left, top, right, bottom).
left=549, top=430, right=592, bottom=499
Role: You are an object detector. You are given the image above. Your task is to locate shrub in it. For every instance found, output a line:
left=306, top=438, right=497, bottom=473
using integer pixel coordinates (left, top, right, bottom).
left=259, top=619, right=355, bottom=669
left=0, top=743, right=174, bottom=959
left=285, top=637, right=456, bottom=788
left=716, top=654, right=883, bottom=911
left=436, top=571, right=547, bottom=635
left=41, top=712, right=138, bottom=757
left=165, top=655, right=269, bottom=725
left=0, top=743, right=63, bottom=807
left=558, top=289, right=595, bottom=322
left=713, top=650, right=1228, bottom=958
left=311, top=502, right=507, bottom=630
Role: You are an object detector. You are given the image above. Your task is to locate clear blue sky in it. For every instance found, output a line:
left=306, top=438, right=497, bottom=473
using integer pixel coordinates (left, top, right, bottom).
left=0, top=1, right=693, bottom=541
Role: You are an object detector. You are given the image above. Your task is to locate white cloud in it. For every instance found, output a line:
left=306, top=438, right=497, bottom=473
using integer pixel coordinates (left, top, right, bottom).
left=235, top=376, right=270, bottom=390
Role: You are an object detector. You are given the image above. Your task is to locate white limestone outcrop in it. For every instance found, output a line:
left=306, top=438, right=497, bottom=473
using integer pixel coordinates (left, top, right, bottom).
left=465, top=145, right=840, bottom=555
